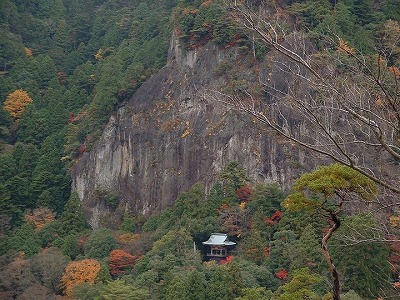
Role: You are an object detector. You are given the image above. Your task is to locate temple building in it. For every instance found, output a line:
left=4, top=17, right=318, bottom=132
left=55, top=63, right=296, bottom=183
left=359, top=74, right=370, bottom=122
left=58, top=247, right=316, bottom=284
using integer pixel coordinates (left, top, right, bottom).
left=202, top=233, right=236, bottom=262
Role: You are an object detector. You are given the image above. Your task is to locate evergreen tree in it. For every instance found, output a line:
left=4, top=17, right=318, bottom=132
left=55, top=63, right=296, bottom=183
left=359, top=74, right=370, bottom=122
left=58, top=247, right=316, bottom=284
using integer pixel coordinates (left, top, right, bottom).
left=331, top=214, right=392, bottom=297
left=8, top=223, right=41, bottom=257
left=60, top=192, right=86, bottom=235
left=98, top=279, right=149, bottom=300
left=278, top=268, right=322, bottom=300
left=207, top=263, right=244, bottom=300
left=84, top=228, right=117, bottom=260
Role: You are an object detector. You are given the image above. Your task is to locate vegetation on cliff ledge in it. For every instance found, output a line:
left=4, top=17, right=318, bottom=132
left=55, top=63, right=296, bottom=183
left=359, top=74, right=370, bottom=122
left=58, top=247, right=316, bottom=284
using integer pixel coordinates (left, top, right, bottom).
left=0, top=0, right=399, bottom=299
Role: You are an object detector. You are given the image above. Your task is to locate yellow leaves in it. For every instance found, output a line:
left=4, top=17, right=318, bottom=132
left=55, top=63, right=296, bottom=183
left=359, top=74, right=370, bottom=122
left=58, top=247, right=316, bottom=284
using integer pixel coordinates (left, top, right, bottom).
left=117, top=232, right=141, bottom=244
left=337, top=38, right=355, bottom=55
left=24, top=208, right=56, bottom=231
left=390, top=213, right=400, bottom=228
left=375, top=96, right=384, bottom=107
left=94, top=48, right=114, bottom=60
left=181, top=120, right=192, bottom=138
left=239, top=201, right=246, bottom=210
left=3, top=89, right=33, bottom=121
left=61, top=259, right=101, bottom=297
left=95, top=49, right=104, bottom=60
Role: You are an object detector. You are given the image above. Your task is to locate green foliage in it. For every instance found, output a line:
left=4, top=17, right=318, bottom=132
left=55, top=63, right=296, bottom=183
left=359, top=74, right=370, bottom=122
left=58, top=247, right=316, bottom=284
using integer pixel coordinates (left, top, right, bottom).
left=164, top=275, right=188, bottom=300
left=120, top=215, right=136, bottom=232
left=60, top=192, right=86, bottom=235
left=267, top=230, right=298, bottom=272
left=0, top=26, right=25, bottom=71
left=134, top=228, right=194, bottom=278
left=234, top=287, right=272, bottom=300
left=219, top=161, right=251, bottom=203
left=237, top=260, right=279, bottom=291
left=96, top=262, right=112, bottom=283
left=97, top=279, right=150, bottom=300
left=283, top=163, right=377, bottom=212
left=84, top=228, right=117, bottom=260
left=278, top=268, right=322, bottom=300
left=0, top=2, right=397, bottom=298
left=207, top=263, right=244, bottom=300
left=248, top=183, right=285, bottom=215
left=330, top=214, right=391, bottom=297
left=93, top=189, right=120, bottom=209
left=62, top=234, right=81, bottom=260
left=290, top=224, right=323, bottom=271
left=36, top=219, right=62, bottom=248
left=175, top=0, right=241, bottom=48
left=286, top=0, right=393, bottom=53
left=73, top=282, right=104, bottom=300
left=340, top=290, right=362, bottom=300
left=70, top=282, right=96, bottom=300
left=8, top=223, right=41, bottom=257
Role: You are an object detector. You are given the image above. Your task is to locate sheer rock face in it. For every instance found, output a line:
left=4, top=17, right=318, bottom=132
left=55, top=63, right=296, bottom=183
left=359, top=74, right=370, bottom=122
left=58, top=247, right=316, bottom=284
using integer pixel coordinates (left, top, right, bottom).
left=71, top=35, right=309, bottom=229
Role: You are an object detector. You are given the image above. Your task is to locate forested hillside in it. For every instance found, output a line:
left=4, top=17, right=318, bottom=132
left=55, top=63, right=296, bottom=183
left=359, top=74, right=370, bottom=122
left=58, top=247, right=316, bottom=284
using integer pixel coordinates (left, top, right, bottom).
left=0, top=0, right=399, bottom=299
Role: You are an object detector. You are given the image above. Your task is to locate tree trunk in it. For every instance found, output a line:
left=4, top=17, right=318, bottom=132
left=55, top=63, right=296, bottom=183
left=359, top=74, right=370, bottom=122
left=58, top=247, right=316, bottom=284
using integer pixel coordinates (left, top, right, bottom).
left=321, top=213, right=341, bottom=300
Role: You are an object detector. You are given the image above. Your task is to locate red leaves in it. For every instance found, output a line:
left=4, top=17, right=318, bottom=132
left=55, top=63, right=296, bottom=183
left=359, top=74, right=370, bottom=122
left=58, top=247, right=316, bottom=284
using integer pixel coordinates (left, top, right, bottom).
left=220, top=255, right=234, bottom=265
left=109, top=249, right=140, bottom=277
left=275, top=269, right=289, bottom=280
left=236, top=185, right=253, bottom=203
left=264, top=210, right=283, bottom=226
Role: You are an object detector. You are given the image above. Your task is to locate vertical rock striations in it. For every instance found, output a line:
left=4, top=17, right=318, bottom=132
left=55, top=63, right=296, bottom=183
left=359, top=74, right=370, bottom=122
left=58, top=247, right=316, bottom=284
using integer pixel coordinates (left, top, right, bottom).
left=71, top=34, right=309, bottom=228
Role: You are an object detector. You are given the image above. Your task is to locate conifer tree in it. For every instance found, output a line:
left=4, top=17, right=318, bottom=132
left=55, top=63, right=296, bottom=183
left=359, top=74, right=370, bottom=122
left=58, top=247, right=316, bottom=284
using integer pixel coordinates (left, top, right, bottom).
left=60, top=192, right=86, bottom=235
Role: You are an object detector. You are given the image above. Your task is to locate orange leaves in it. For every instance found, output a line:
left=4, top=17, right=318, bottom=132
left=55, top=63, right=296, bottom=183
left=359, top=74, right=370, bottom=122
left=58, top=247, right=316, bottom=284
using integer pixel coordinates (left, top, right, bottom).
left=24, top=208, right=56, bottom=231
left=337, top=38, right=355, bottom=55
left=3, top=89, right=33, bottom=121
left=109, top=249, right=140, bottom=277
left=61, top=259, right=101, bottom=297
left=181, top=120, right=192, bottom=138
left=389, top=66, right=400, bottom=79
left=201, top=1, right=212, bottom=7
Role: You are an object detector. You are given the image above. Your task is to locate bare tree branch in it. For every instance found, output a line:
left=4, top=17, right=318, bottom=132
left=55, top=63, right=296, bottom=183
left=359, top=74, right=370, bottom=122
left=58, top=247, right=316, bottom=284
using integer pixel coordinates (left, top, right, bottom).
left=212, top=1, right=400, bottom=194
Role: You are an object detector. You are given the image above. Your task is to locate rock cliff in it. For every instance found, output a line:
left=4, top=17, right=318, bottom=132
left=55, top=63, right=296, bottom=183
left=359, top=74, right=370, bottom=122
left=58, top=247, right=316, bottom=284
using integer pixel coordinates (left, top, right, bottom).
left=71, top=34, right=310, bottom=229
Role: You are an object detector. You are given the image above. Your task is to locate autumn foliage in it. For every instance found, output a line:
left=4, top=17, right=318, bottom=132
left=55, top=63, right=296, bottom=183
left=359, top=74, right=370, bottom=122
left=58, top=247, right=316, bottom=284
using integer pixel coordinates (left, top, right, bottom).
left=235, top=185, right=253, bottom=202
left=24, top=208, right=56, bottom=231
left=3, top=89, right=33, bottom=121
left=24, top=47, right=33, bottom=57
left=61, top=259, right=101, bottom=297
left=109, top=249, right=140, bottom=277
left=264, top=210, right=283, bottom=226
left=220, top=255, right=234, bottom=265
left=337, top=38, right=355, bottom=55
left=275, top=269, right=289, bottom=280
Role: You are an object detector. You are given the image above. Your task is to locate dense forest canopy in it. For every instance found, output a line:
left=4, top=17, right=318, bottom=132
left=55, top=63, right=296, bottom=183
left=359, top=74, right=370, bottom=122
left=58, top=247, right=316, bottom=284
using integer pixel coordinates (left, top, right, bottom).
left=0, top=0, right=399, bottom=299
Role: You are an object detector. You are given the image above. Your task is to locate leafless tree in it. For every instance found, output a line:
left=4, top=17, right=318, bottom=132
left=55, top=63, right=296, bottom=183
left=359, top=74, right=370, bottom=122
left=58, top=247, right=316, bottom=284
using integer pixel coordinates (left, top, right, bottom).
left=208, top=3, right=400, bottom=298
left=212, top=1, right=400, bottom=197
